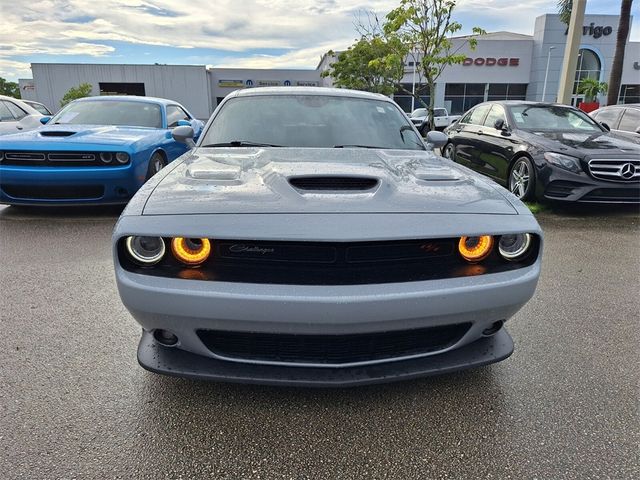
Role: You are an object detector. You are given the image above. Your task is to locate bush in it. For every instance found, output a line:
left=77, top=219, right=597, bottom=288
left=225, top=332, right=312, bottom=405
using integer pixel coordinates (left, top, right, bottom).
left=60, top=83, right=93, bottom=107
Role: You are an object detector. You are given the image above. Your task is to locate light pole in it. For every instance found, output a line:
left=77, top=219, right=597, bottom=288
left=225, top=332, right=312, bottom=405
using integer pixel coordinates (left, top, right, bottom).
left=411, top=49, right=417, bottom=112
left=542, top=46, right=556, bottom=102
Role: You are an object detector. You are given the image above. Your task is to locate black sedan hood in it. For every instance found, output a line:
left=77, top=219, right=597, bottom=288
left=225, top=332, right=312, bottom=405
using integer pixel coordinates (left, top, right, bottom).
left=521, top=130, right=640, bottom=158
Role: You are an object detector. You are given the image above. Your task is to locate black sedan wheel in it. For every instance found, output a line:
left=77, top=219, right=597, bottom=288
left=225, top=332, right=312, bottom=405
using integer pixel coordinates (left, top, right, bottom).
left=508, top=157, right=535, bottom=201
left=444, top=143, right=456, bottom=161
left=146, top=152, right=166, bottom=180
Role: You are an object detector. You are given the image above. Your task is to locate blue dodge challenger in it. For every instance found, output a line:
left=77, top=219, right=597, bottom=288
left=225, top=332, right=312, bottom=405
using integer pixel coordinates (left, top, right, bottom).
left=0, top=95, right=203, bottom=205
left=114, top=87, right=542, bottom=387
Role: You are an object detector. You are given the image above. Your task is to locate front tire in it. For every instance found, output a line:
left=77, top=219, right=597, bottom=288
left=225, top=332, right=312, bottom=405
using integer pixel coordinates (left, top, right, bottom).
left=508, top=157, right=536, bottom=201
left=146, top=152, right=166, bottom=181
left=444, top=143, right=456, bottom=161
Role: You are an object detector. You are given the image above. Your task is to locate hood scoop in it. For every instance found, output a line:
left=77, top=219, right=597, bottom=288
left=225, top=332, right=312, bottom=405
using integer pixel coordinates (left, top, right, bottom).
left=40, top=131, right=77, bottom=137
left=289, top=176, right=379, bottom=191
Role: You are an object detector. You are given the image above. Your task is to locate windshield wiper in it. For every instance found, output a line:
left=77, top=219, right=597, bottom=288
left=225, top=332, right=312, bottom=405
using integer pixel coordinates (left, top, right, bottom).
left=202, top=140, right=283, bottom=147
left=333, top=144, right=383, bottom=149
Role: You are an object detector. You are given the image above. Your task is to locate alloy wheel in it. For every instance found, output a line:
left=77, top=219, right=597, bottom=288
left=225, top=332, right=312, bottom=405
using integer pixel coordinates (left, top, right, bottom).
left=509, top=160, right=530, bottom=199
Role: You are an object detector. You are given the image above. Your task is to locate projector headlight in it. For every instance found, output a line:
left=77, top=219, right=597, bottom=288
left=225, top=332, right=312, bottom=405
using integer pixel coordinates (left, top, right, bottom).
left=498, top=233, right=532, bottom=260
left=458, top=235, right=494, bottom=262
left=125, top=236, right=165, bottom=265
left=544, top=152, right=581, bottom=173
left=115, top=152, right=130, bottom=164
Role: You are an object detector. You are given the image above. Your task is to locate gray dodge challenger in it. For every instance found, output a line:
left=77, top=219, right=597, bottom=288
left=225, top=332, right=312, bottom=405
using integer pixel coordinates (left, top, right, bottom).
left=113, top=87, right=542, bottom=387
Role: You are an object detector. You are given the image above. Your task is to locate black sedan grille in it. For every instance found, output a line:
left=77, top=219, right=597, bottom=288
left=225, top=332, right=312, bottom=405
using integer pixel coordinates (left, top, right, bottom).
left=588, top=158, right=640, bottom=182
left=197, top=323, right=471, bottom=365
left=1, top=151, right=125, bottom=166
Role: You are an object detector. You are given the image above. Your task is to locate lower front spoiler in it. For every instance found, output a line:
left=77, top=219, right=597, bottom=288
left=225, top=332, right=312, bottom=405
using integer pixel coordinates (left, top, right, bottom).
left=137, top=328, right=514, bottom=387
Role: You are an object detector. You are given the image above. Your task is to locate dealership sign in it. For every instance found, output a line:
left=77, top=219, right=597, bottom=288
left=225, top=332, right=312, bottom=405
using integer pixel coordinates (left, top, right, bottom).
left=218, top=79, right=244, bottom=88
left=462, top=57, right=520, bottom=67
left=564, top=23, right=613, bottom=38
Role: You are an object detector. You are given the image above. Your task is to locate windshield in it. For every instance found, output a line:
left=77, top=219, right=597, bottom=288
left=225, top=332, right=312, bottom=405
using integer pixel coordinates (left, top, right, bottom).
left=50, top=100, right=162, bottom=128
left=509, top=105, right=603, bottom=132
left=201, top=95, right=424, bottom=150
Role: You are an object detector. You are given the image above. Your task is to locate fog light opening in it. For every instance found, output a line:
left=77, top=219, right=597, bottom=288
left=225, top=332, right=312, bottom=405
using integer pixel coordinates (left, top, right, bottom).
left=482, top=321, right=504, bottom=337
left=153, top=329, right=179, bottom=346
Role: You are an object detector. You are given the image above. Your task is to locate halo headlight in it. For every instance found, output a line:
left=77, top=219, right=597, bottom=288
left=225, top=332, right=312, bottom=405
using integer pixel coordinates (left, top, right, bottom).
left=498, top=233, right=532, bottom=260
left=171, top=237, right=211, bottom=266
left=125, top=236, right=165, bottom=265
left=458, top=236, right=494, bottom=262
left=115, top=152, right=130, bottom=164
left=100, top=152, right=113, bottom=163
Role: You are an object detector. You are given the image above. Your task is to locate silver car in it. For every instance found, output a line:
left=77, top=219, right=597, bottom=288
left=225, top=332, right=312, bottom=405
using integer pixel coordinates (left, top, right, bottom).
left=113, top=87, right=542, bottom=386
left=0, top=95, right=44, bottom=135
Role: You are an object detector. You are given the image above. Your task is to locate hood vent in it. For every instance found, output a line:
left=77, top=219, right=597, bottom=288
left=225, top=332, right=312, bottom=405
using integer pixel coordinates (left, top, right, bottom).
left=40, top=131, right=76, bottom=137
left=289, top=176, right=379, bottom=191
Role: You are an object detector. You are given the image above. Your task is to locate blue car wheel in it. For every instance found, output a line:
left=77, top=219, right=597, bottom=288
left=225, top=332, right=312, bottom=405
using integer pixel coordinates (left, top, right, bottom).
left=146, top=152, right=166, bottom=180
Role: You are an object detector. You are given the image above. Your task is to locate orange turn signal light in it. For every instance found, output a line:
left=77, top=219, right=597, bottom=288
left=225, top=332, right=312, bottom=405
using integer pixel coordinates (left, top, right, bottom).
left=458, top=236, right=494, bottom=262
left=171, top=237, right=211, bottom=266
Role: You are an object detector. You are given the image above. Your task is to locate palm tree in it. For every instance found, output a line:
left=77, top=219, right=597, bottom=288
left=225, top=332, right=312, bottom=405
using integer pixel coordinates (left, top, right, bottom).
left=607, top=0, right=633, bottom=105
left=557, top=0, right=573, bottom=25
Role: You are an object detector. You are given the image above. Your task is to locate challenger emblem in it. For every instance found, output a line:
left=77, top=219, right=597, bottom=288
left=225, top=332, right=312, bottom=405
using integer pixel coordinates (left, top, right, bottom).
left=229, top=244, right=275, bottom=254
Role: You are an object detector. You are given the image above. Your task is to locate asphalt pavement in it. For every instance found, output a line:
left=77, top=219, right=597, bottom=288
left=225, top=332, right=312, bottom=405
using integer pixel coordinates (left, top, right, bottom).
left=0, top=204, right=638, bottom=479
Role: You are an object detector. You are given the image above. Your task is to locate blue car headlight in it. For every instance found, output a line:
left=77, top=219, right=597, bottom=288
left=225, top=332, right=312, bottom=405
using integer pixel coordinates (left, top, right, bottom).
left=115, top=152, right=130, bottom=164
left=543, top=152, right=582, bottom=173
left=0, top=151, right=4, bottom=162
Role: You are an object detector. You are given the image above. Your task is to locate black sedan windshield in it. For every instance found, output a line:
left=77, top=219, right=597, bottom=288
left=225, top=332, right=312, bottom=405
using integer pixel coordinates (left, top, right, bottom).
left=509, top=105, right=602, bottom=132
left=201, top=95, right=424, bottom=150
left=51, top=101, right=162, bottom=128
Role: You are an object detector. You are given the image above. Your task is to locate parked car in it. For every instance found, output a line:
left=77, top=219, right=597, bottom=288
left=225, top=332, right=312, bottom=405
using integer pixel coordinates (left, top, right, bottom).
left=0, top=95, right=204, bottom=205
left=590, top=104, right=640, bottom=144
left=22, top=100, right=53, bottom=116
left=410, top=107, right=461, bottom=134
left=443, top=101, right=640, bottom=203
left=113, top=87, right=542, bottom=387
left=0, top=94, right=44, bottom=135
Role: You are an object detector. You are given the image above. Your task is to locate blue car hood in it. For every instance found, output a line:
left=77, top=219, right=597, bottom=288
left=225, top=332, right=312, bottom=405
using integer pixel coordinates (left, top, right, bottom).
left=0, top=124, right=160, bottom=147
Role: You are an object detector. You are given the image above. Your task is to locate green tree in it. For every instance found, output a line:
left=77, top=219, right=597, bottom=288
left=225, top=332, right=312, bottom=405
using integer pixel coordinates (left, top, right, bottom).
left=383, top=0, right=484, bottom=130
left=321, top=36, right=406, bottom=96
left=60, top=83, right=93, bottom=107
left=558, top=0, right=573, bottom=25
left=0, top=77, right=21, bottom=98
left=577, top=78, right=608, bottom=103
left=607, top=0, right=633, bottom=105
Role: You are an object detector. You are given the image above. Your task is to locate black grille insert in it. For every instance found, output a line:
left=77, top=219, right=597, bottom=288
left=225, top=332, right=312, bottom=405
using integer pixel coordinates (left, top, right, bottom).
left=197, top=323, right=471, bottom=365
left=289, top=176, right=379, bottom=191
left=39, top=131, right=76, bottom=137
left=1, top=184, right=104, bottom=200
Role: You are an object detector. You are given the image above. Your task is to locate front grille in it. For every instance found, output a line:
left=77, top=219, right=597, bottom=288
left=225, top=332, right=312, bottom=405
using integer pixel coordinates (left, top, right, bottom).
left=1, top=184, right=104, bottom=200
left=289, top=176, right=379, bottom=191
left=588, top=158, right=640, bottom=182
left=1, top=151, right=126, bottom=166
left=197, top=323, right=471, bottom=365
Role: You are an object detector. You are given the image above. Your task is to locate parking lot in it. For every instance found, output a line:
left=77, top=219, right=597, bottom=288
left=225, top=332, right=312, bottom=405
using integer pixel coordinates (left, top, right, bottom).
left=0, top=204, right=638, bottom=479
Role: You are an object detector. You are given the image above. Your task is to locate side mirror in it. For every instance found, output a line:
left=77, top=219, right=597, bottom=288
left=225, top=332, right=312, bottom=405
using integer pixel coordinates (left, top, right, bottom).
left=600, top=122, right=611, bottom=132
left=172, top=125, right=195, bottom=145
left=494, top=118, right=505, bottom=130
left=176, top=119, right=192, bottom=127
left=40, top=116, right=51, bottom=125
left=426, top=130, right=448, bottom=149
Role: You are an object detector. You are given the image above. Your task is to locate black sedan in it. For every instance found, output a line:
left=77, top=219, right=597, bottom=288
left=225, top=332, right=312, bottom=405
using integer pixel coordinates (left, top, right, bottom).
left=443, top=101, right=640, bottom=203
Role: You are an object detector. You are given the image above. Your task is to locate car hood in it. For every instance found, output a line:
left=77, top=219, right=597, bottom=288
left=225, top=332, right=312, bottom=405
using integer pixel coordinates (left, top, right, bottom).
left=142, top=147, right=519, bottom=215
left=522, top=130, right=640, bottom=157
left=0, top=124, right=159, bottom=147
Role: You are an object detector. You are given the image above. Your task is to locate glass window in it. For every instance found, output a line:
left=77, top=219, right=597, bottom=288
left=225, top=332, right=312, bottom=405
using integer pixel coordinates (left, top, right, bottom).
left=0, top=101, right=15, bottom=121
left=483, top=104, right=507, bottom=128
left=201, top=95, right=425, bottom=150
left=25, top=102, right=51, bottom=115
left=166, top=105, right=190, bottom=128
left=445, top=84, right=465, bottom=96
left=5, top=101, right=27, bottom=120
left=618, top=84, right=640, bottom=104
left=411, top=108, right=428, bottom=118
left=618, top=109, right=640, bottom=133
left=507, top=84, right=527, bottom=97
left=488, top=84, right=507, bottom=96
left=592, top=108, right=623, bottom=129
left=49, top=100, right=162, bottom=128
left=509, top=105, right=602, bottom=132
left=433, top=108, right=447, bottom=117
left=573, top=49, right=601, bottom=95
left=468, top=104, right=491, bottom=125
left=465, top=84, right=485, bottom=96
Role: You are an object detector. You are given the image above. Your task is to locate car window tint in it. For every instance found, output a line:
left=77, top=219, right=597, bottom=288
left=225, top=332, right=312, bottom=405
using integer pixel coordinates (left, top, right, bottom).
left=509, top=105, right=601, bottom=132
left=202, top=95, right=425, bottom=150
left=618, top=109, right=640, bottom=133
left=5, top=101, right=27, bottom=120
left=483, top=105, right=507, bottom=128
left=49, top=100, right=162, bottom=128
left=468, top=104, right=491, bottom=125
left=166, top=105, right=190, bottom=127
left=593, top=108, right=622, bottom=128
left=0, top=101, right=15, bottom=121
left=434, top=108, right=447, bottom=117
left=27, top=102, right=51, bottom=115
left=460, top=109, right=474, bottom=124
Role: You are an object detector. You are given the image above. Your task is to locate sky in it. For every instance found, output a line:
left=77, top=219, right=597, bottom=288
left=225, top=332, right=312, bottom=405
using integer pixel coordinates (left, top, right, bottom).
left=0, top=0, right=638, bottom=81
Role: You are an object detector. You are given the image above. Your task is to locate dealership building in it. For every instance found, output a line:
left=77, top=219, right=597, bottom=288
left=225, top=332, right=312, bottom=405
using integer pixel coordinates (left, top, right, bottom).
left=18, top=13, right=639, bottom=118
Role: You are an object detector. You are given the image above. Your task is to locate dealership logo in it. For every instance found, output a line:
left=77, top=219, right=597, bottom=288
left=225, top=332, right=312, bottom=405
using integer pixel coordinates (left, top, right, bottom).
left=619, top=163, right=636, bottom=179
left=565, top=23, right=613, bottom=38
left=463, top=57, right=520, bottom=67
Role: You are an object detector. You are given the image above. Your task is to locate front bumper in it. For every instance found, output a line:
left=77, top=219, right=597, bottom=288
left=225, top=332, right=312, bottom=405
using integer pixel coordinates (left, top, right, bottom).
left=138, top=328, right=514, bottom=387
left=537, top=164, right=640, bottom=203
left=0, top=164, right=145, bottom=205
